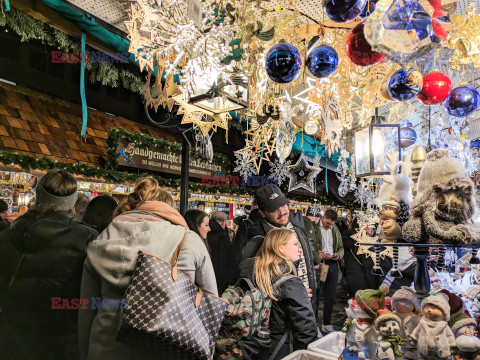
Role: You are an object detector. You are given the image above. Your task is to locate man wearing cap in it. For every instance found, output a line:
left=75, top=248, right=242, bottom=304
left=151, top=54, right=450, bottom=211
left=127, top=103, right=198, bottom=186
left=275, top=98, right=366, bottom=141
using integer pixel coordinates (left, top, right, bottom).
left=239, top=185, right=318, bottom=314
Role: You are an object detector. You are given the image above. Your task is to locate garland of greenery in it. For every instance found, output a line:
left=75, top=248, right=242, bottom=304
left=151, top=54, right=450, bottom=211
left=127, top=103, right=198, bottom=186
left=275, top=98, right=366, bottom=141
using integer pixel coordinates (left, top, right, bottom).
left=0, top=149, right=355, bottom=207
left=0, top=7, right=145, bottom=95
left=106, top=127, right=232, bottom=171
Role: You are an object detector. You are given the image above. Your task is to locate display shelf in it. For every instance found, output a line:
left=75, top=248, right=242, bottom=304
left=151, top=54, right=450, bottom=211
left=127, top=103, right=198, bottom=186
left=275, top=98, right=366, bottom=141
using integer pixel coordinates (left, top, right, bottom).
left=362, top=242, right=480, bottom=297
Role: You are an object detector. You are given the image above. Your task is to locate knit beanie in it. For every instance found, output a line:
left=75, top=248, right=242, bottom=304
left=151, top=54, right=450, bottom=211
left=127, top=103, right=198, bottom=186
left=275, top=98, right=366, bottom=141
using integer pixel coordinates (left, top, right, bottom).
left=355, top=285, right=389, bottom=318
left=422, top=293, right=451, bottom=321
left=375, top=309, right=401, bottom=329
left=392, top=286, right=420, bottom=312
left=439, top=289, right=466, bottom=319
left=451, top=312, right=477, bottom=336
left=383, top=196, right=400, bottom=210
left=412, top=149, right=466, bottom=210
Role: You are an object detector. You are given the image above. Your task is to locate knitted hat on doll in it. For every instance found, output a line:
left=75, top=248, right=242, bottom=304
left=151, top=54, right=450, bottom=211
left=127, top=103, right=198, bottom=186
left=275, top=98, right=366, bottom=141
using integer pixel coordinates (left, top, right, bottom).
left=375, top=309, right=401, bottom=329
left=439, top=289, right=467, bottom=320
left=411, top=149, right=467, bottom=211
left=383, top=196, right=400, bottom=210
left=391, top=286, right=420, bottom=312
left=355, top=285, right=390, bottom=318
left=421, top=293, right=452, bottom=321
left=451, top=312, right=477, bottom=336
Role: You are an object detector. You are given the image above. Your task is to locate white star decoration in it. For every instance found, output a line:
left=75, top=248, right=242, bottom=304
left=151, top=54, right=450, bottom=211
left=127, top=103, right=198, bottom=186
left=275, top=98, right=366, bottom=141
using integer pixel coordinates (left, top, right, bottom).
left=287, top=153, right=322, bottom=193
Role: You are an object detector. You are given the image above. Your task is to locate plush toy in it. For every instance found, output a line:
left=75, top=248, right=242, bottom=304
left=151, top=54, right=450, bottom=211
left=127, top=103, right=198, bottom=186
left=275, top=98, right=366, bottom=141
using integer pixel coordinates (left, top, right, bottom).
left=403, top=149, right=480, bottom=246
left=343, top=299, right=362, bottom=353
left=391, top=287, right=420, bottom=360
left=409, top=293, right=456, bottom=359
left=375, top=309, right=406, bottom=360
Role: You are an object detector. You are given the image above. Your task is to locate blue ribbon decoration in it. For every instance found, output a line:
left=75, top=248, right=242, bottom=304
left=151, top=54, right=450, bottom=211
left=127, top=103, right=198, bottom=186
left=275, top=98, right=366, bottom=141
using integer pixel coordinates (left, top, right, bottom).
left=80, top=31, right=88, bottom=137
left=4, top=0, right=10, bottom=11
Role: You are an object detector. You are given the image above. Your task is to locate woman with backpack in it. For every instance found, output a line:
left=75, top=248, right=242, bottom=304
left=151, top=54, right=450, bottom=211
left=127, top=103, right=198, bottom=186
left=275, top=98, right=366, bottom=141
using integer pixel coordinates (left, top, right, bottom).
left=78, top=177, right=217, bottom=360
left=253, top=228, right=318, bottom=360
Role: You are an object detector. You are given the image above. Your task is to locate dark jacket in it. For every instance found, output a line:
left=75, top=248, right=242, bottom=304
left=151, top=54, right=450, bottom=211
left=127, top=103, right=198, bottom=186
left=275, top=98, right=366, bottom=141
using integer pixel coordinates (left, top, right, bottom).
left=232, top=208, right=262, bottom=282
left=0, top=210, right=98, bottom=360
left=0, top=219, right=21, bottom=299
left=261, top=274, right=318, bottom=360
left=239, top=211, right=318, bottom=313
left=207, top=219, right=235, bottom=294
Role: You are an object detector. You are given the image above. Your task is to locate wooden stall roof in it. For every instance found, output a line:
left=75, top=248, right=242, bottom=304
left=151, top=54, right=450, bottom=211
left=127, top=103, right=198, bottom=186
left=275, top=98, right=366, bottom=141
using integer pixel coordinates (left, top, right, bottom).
left=0, top=82, right=180, bottom=168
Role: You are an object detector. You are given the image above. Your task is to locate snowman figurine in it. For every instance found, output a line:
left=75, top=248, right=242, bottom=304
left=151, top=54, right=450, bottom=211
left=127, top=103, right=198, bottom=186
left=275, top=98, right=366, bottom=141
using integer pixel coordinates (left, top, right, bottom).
left=343, top=299, right=361, bottom=353
left=451, top=314, right=480, bottom=360
left=375, top=309, right=406, bottom=360
left=353, top=286, right=389, bottom=359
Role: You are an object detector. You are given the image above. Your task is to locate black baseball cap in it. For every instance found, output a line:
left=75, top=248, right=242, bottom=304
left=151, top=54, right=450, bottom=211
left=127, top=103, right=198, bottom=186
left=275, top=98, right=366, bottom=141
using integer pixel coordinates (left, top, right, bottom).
left=255, top=185, right=289, bottom=213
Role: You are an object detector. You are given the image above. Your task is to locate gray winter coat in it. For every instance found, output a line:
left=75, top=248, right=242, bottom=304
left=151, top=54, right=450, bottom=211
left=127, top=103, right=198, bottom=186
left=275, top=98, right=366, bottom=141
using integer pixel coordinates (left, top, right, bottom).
left=78, top=207, right=217, bottom=360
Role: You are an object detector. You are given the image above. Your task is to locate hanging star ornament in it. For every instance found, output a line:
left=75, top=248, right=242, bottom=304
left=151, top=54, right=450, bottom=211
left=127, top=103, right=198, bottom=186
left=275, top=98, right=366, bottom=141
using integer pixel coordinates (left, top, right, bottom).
left=446, top=3, right=480, bottom=70
left=287, top=153, right=322, bottom=193
left=174, top=94, right=230, bottom=141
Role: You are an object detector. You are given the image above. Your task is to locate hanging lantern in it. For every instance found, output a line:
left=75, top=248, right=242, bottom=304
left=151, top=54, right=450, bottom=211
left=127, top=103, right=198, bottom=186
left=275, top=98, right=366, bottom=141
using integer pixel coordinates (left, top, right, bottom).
left=354, top=116, right=401, bottom=177
left=400, top=121, right=417, bottom=148
left=188, top=66, right=248, bottom=114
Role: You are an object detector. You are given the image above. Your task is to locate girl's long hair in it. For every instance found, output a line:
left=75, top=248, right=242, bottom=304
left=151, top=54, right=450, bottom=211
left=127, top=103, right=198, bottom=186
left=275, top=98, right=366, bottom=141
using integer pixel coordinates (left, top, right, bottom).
left=253, top=228, right=297, bottom=300
left=114, top=177, right=174, bottom=217
left=184, top=209, right=210, bottom=252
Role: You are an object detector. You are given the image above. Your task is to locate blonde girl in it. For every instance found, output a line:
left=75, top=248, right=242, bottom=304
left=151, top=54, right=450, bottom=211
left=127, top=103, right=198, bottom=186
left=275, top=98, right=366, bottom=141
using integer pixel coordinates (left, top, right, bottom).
left=252, top=229, right=317, bottom=360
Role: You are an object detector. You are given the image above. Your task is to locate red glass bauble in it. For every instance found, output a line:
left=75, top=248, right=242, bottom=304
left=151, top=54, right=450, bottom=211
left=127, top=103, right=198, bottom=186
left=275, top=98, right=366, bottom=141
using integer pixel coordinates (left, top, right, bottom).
left=345, top=21, right=385, bottom=67
left=417, top=71, right=452, bottom=105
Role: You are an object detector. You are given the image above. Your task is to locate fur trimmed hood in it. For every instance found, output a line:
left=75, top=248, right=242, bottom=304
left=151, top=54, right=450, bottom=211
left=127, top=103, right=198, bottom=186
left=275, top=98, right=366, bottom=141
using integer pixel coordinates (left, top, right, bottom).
left=411, top=177, right=476, bottom=223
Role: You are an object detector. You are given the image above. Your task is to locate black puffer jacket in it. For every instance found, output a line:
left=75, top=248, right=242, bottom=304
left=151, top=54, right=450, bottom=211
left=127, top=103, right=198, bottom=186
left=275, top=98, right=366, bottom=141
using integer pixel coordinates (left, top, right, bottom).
left=259, top=274, right=318, bottom=360
left=207, top=219, right=235, bottom=294
left=0, top=210, right=98, bottom=360
left=239, top=211, right=318, bottom=314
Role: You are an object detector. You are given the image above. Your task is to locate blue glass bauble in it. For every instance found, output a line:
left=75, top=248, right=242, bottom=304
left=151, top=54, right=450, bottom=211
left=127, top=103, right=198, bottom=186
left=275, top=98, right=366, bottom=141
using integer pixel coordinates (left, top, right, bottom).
left=388, top=69, right=423, bottom=102
left=400, top=123, right=417, bottom=148
left=359, top=0, right=378, bottom=18
left=445, top=86, right=480, bottom=118
left=264, top=43, right=301, bottom=84
left=306, top=45, right=338, bottom=78
left=324, top=0, right=368, bottom=23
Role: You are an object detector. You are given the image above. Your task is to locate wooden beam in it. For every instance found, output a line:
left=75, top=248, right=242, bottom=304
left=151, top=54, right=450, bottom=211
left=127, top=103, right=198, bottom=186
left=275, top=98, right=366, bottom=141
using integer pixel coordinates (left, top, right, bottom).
left=11, top=0, right=121, bottom=56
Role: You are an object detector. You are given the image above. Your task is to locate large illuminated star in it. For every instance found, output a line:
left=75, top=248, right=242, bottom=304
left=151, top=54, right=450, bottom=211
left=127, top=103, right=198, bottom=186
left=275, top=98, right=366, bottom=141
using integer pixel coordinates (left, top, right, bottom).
left=287, top=153, right=322, bottom=193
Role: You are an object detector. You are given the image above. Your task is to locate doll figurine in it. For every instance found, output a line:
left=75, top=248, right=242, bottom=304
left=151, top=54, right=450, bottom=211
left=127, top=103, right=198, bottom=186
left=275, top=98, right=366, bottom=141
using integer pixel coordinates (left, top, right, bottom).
left=403, top=149, right=480, bottom=246
left=380, top=196, right=402, bottom=243
left=391, top=287, right=420, bottom=360
left=409, top=293, right=456, bottom=359
left=451, top=314, right=480, bottom=360
left=375, top=309, right=406, bottom=360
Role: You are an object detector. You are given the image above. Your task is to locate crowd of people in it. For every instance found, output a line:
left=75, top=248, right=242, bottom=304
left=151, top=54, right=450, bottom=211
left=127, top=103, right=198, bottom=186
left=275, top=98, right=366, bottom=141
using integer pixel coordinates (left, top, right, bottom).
left=0, top=168, right=414, bottom=360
